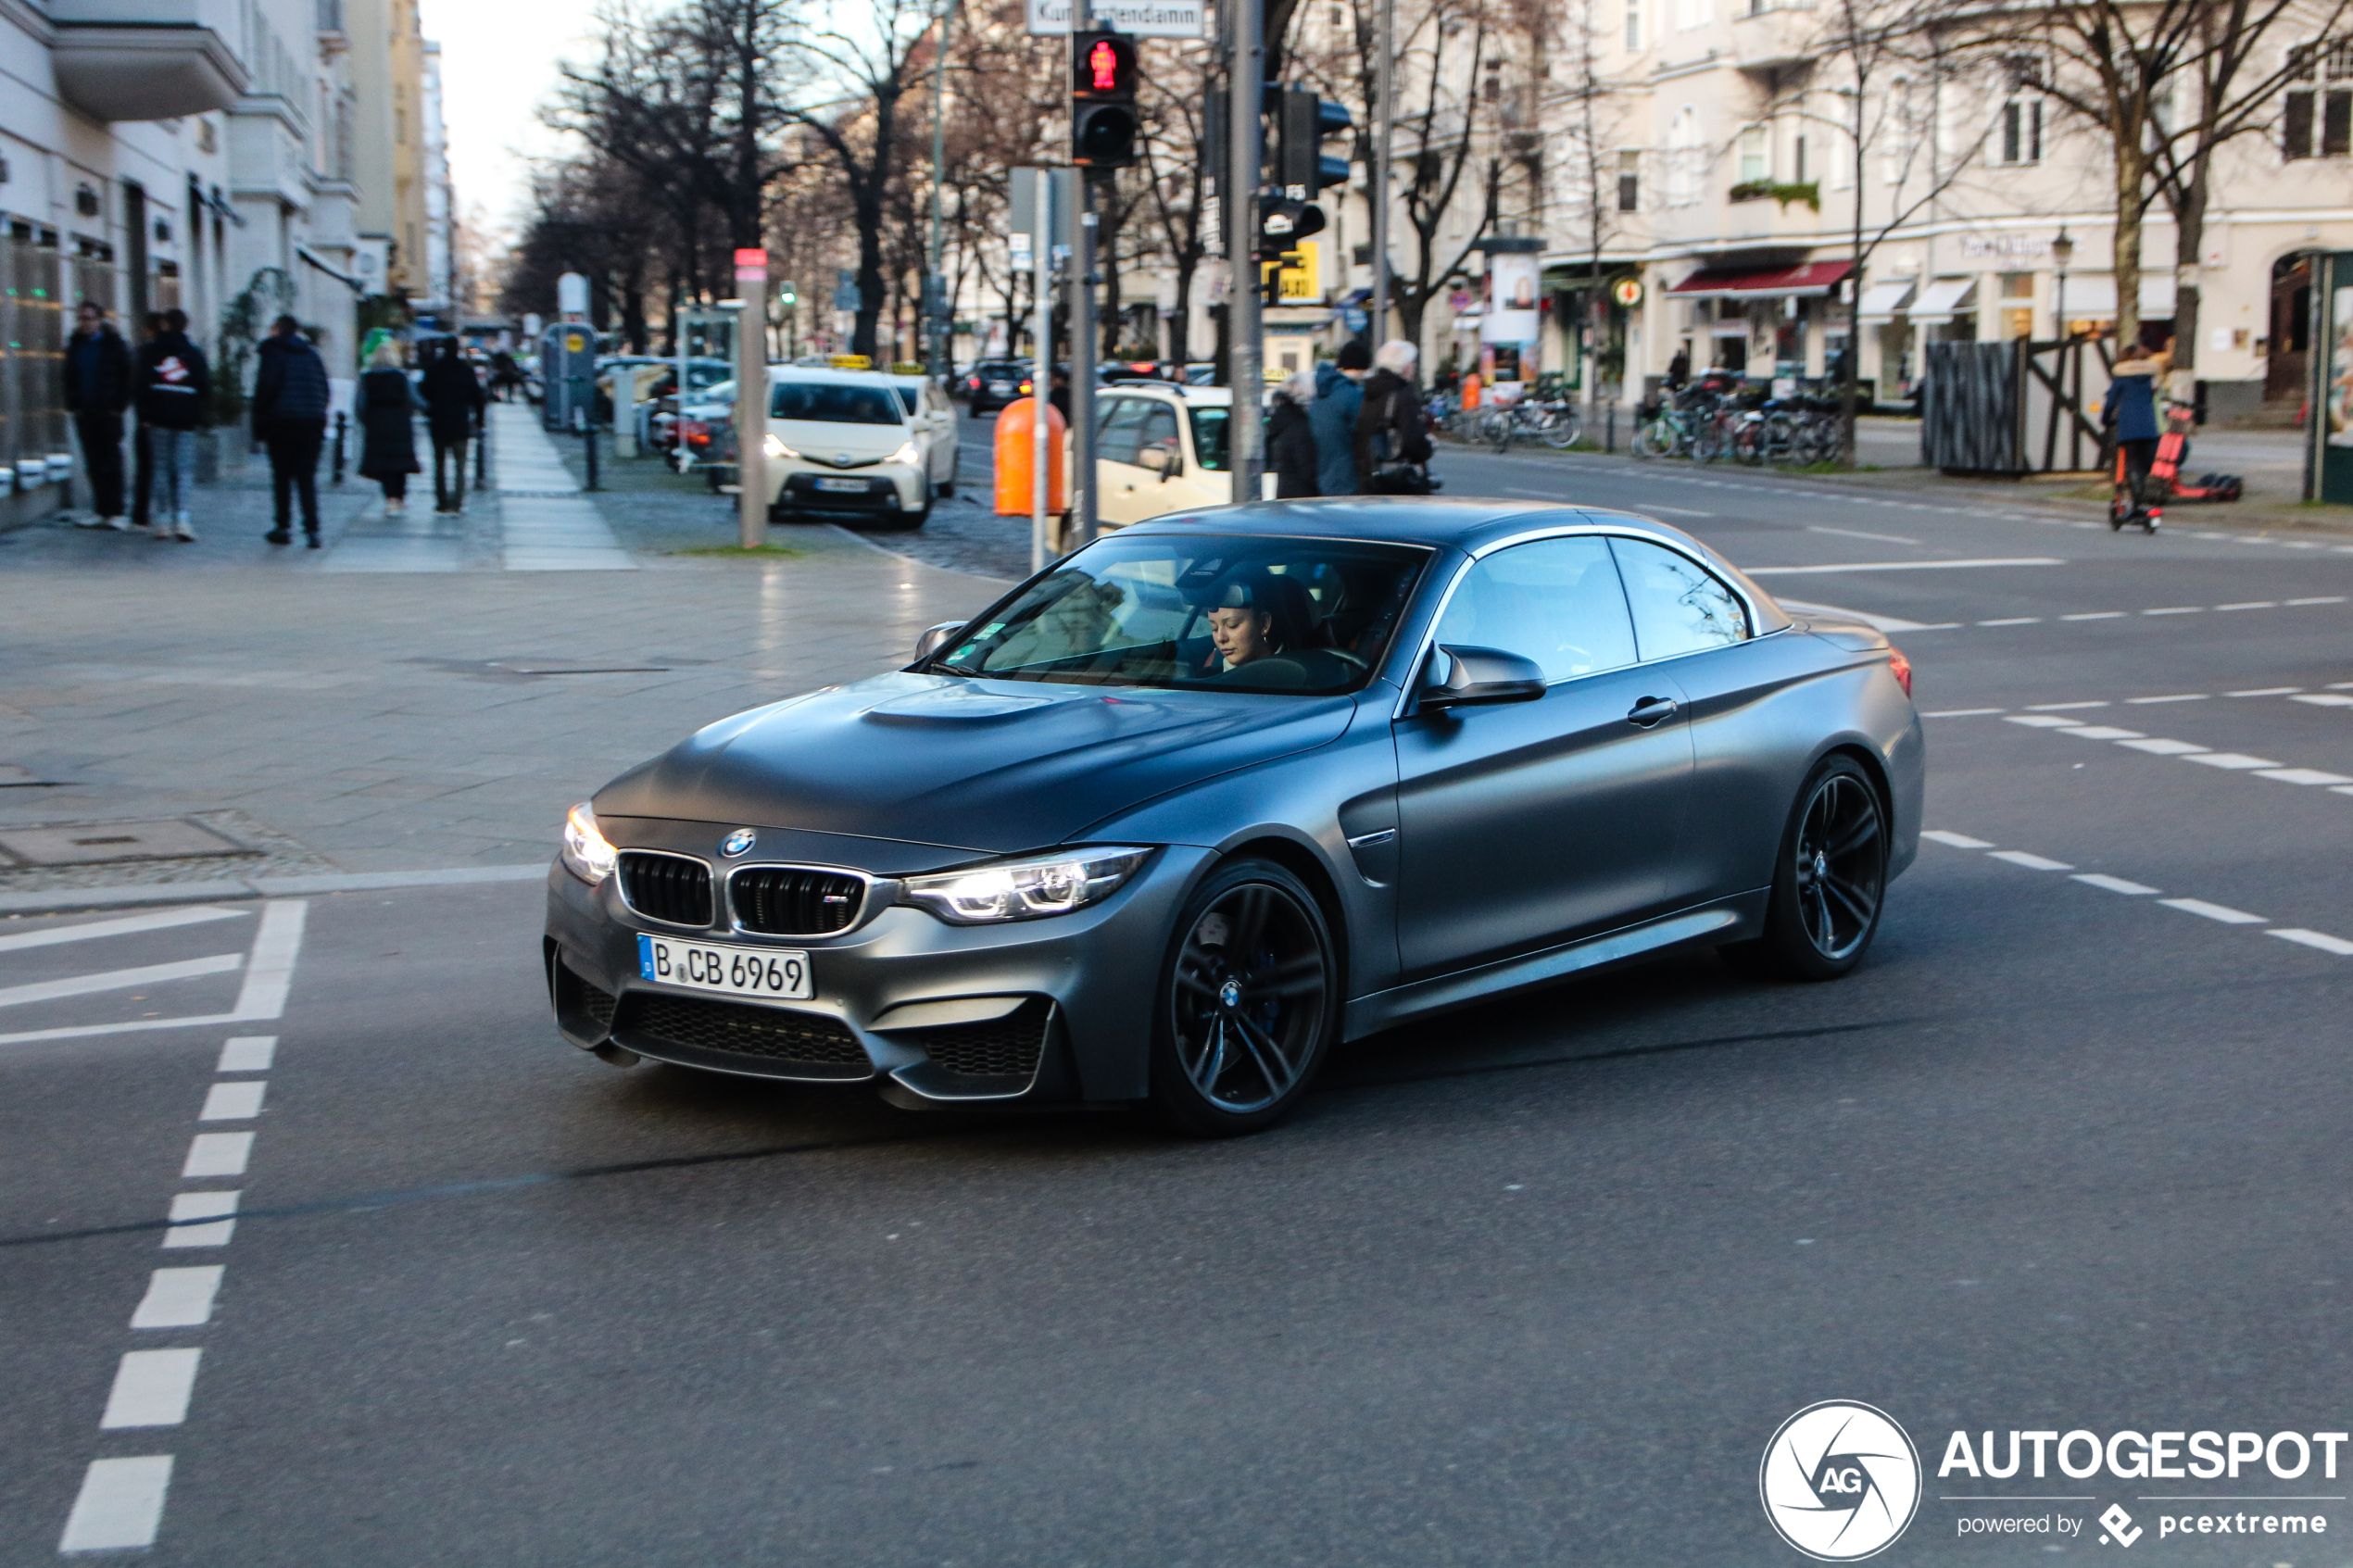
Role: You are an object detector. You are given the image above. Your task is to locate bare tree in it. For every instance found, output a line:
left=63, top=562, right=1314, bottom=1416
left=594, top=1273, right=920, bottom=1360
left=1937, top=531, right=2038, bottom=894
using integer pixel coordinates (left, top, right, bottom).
left=1387, top=0, right=1505, bottom=352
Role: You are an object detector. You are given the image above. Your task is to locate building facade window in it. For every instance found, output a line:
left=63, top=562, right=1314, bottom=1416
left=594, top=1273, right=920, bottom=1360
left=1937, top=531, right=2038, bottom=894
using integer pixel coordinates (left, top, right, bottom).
left=2000, top=98, right=2043, bottom=162
left=1625, top=0, right=1642, bottom=51
left=2284, top=42, right=2353, bottom=157
left=1666, top=107, right=1702, bottom=205
left=1738, top=125, right=1768, bottom=182
left=1617, top=149, right=1641, bottom=210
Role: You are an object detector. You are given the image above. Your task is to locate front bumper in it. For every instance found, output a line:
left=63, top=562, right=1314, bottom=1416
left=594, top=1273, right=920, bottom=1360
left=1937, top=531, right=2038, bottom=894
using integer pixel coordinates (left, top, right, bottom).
left=543, top=844, right=1212, bottom=1105
left=764, top=460, right=924, bottom=512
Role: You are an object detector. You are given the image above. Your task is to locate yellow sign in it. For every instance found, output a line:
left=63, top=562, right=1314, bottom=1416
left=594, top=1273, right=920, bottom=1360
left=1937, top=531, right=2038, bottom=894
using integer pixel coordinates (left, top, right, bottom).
left=563, top=331, right=588, bottom=352
left=828, top=353, right=873, bottom=370
left=1258, top=240, right=1321, bottom=302
left=1612, top=277, right=1644, bottom=308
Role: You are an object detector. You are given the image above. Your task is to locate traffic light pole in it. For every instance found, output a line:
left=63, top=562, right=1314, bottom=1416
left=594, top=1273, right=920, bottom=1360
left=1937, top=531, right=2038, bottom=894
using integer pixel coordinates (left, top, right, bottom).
left=1227, top=0, right=1264, bottom=502
left=925, top=0, right=956, bottom=377
left=1071, top=181, right=1099, bottom=547
left=1372, top=0, right=1393, bottom=343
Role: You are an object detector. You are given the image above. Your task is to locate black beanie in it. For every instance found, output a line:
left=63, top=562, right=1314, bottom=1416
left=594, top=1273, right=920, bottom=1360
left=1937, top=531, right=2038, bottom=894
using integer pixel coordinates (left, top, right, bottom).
left=1337, top=340, right=1372, bottom=370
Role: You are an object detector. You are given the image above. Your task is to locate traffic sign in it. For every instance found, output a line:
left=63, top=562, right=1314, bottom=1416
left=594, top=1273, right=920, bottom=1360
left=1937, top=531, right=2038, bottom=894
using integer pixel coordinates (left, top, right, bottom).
left=1613, top=277, right=1644, bottom=307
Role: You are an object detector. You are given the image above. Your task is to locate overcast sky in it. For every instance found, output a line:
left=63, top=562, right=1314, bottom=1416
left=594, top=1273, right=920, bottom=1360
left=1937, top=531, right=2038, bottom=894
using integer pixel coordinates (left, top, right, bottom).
left=415, top=0, right=594, bottom=239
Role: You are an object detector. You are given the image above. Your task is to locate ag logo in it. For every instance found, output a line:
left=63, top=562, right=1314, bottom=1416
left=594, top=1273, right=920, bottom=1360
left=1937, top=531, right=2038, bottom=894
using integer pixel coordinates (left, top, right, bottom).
left=719, top=828, right=758, bottom=858
left=1760, top=1400, right=1921, bottom=1561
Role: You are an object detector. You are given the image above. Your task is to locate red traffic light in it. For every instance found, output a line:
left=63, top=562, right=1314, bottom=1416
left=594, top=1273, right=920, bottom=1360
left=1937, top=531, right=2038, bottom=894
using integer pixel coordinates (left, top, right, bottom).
left=1071, top=31, right=1137, bottom=101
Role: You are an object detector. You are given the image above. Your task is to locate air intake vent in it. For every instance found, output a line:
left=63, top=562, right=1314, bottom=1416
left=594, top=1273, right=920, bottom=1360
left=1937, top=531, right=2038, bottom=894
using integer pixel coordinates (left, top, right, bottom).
left=618, top=852, right=713, bottom=927
left=622, top=993, right=868, bottom=1067
left=730, top=866, right=864, bottom=935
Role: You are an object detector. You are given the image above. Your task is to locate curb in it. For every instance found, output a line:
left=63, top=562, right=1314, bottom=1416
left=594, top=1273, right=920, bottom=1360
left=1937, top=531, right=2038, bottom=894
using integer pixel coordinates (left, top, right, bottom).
left=0, top=863, right=549, bottom=916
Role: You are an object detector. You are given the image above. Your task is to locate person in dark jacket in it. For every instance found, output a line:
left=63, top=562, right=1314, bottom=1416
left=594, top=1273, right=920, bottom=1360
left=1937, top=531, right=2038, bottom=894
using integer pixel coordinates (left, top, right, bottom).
left=1310, top=342, right=1368, bottom=495
left=64, top=301, right=134, bottom=529
left=2105, top=338, right=2171, bottom=520
left=252, top=316, right=331, bottom=545
left=134, top=308, right=211, bottom=541
left=420, top=337, right=485, bottom=513
left=357, top=338, right=422, bottom=515
left=1353, top=339, right=1431, bottom=492
left=1266, top=371, right=1320, bottom=498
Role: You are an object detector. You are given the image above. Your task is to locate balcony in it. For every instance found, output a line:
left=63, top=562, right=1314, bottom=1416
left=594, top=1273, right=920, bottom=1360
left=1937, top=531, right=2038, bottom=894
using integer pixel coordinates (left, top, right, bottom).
left=49, top=0, right=248, bottom=123
left=1730, top=4, right=1820, bottom=75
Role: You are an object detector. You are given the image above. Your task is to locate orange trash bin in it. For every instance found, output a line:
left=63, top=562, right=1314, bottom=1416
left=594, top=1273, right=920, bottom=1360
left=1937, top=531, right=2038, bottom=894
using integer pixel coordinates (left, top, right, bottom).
left=994, top=396, right=1068, bottom=516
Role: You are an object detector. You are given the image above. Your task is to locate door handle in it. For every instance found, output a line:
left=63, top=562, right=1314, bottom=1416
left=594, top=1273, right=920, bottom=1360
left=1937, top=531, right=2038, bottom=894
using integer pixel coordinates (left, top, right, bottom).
left=1627, top=696, right=1679, bottom=728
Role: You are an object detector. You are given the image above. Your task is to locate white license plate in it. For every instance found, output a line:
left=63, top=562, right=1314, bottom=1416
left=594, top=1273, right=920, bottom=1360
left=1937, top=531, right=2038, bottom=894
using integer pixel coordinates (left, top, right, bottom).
left=637, top=935, right=812, bottom=1000
left=814, top=477, right=867, bottom=494
left=988, top=383, right=1012, bottom=393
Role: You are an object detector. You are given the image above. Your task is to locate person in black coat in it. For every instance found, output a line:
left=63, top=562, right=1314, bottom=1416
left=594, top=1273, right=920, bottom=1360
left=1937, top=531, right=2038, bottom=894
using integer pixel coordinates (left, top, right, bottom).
left=134, top=308, right=211, bottom=541
left=64, top=301, right=134, bottom=528
left=251, top=316, right=331, bottom=546
left=1266, top=372, right=1320, bottom=498
left=357, top=339, right=423, bottom=515
left=421, top=337, right=485, bottom=513
left=1353, top=339, right=1431, bottom=492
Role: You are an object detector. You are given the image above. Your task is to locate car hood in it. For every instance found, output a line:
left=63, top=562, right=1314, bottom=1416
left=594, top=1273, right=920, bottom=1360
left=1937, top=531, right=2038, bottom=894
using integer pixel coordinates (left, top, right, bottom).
left=773, top=420, right=909, bottom=463
left=595, top=671, right=1358, bottom=855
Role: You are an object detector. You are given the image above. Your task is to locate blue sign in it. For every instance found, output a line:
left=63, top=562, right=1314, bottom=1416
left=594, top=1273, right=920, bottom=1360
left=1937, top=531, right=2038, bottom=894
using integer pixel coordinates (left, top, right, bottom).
left=1340, top=303, right=1369, bottom=333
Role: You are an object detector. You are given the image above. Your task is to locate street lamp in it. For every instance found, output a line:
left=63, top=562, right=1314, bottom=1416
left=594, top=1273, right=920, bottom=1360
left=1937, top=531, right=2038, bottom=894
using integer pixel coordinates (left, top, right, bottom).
left=2050, top=229, right=2074, bottom=341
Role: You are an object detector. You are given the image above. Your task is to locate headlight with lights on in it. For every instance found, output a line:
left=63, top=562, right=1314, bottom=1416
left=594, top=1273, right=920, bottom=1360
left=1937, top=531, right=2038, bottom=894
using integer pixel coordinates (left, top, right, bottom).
left=560, top=802, right=619, bottom=885
left=900, top=847, right=1150, bottom=924
left=762, top=433, right=798, bottom=460
left=887, top=438, right=920, bottom=466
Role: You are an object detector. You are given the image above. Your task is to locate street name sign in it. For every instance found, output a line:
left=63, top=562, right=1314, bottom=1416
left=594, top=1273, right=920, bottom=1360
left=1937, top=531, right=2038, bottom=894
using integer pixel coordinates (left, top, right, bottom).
left=1026, top=0, right=1204, bottom=38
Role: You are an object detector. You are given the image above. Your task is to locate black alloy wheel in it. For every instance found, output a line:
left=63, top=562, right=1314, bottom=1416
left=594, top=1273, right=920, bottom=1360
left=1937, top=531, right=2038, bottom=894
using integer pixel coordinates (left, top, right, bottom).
left=1151, top=859, right=1337, bottom=1136
left=1723, top=755, right=1887, bottom=982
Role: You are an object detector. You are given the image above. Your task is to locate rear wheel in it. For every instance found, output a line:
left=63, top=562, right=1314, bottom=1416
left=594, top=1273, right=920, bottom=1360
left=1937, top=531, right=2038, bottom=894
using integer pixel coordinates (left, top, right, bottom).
left=1721, top=756, right=1887, bottom=982
left=1151, top=859, right=1338, bottom=1136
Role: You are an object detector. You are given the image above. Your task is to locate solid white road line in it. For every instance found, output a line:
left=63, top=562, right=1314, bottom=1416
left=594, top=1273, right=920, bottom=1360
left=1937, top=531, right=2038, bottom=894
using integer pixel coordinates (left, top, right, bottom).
left=180, top=1132, right=253, bottom=1179
left=1920, top=831, right=1994, bottom=848
left=216, top=1035, right=275, bottom=1072
left=99, top=1350, right=202, bottom=1429
left=2271, top=929, right=2353, bottom=956
left=1989, top=851, right=2073, bottom=871
left=2160, top=897, right=2269, bottom=925
left=58, top=1456, right=173, bottom=1551
left=231, top=900, right=307, bottom=1021
left=1742, top=557, right=2065, bottom=576
left=0, top=954, right=242, bottom=1011
left=0, top=906, right=247, bottom=955
left=161, top=1192, right=238, bottom=1248
left=130, top=1267, right=223, bottom=1329
left=196, top=1081, right=264, bottom=1122
left=2073, top=873, right=2160, bottom=895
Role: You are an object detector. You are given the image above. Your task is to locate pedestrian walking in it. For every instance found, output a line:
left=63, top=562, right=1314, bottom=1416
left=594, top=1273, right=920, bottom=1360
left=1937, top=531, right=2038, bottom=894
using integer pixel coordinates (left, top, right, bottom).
left=63, top=301, right=133, bottom=530
left=251, top=314, right=330, bottom=547
left=130, top=311, right=163, bottom=532
left=421, top=337, right=484, bottom=513
left=357, top=338, right=422, bottom=515
left=1667, top=345, right=1691, bottom=390
left=1353, top=339, right=1433, bottom=494
left=133, top=307, right=209, bottom=542
left=1311, top=341, right=1368, bottom=495
left=1266, top=371, right=1320, bottom=498
left=488, top=349, right=525, bottom=403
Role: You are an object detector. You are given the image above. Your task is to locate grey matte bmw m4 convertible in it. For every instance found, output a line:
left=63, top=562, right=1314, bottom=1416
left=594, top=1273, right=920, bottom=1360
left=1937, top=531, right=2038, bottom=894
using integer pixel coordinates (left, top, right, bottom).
left=544, top=498, right=1922, bottom=1135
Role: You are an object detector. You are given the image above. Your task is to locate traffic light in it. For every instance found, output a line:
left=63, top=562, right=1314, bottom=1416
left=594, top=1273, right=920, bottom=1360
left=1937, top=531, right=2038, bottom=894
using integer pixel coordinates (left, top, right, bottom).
left=779, top=280, right=797, bottom=307
left=1071, top=31, right=1139, bottom=169
left=1259, top=195, right=1325, bottom=245
left=1277, top=89, right=1353, bottom=197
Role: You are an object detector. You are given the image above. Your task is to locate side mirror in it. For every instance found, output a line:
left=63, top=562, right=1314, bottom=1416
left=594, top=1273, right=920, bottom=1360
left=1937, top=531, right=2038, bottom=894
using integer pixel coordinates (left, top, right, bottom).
left=1137, top=445, right=1172, bottom=477
left=1421, top=645, right=1547, bottom=709
left=913, top=621, right=965, bottom=663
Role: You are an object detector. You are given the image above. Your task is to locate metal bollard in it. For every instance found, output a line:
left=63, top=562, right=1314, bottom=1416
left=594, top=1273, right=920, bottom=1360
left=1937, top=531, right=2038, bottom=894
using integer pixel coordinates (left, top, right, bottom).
left=1606, top=403, right=1617, bottom=455
left=332, top=411, right=347, bottom=484
left=474, top=415, right=487, bottom=488
left=583, top=414, right=598, bottom=492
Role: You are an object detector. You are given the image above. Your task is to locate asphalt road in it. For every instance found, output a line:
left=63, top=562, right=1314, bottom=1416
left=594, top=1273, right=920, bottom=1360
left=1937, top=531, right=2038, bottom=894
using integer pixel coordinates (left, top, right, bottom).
left=3, top=441, right=2350, bottom=1566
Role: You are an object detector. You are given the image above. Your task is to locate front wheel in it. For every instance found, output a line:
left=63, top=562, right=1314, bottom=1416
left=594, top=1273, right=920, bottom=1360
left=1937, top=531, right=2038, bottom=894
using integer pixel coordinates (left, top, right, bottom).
left=1151, top=859, right=1338, bottom=1136
left=1631, top=421, right=1670, bottom=460
left=1721, top=756, right=1887, bottom=982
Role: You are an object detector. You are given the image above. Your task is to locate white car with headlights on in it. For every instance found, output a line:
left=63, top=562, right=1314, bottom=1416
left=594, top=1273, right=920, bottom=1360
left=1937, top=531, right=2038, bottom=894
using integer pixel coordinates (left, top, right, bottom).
left=761, top=367, right=934, bottom=528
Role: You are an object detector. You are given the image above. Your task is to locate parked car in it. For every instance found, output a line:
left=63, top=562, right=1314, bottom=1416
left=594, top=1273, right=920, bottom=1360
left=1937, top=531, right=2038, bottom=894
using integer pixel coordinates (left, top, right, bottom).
left=544, top=499, right=1923, bottom=1135
left=962, top=359, right=1030, bottom=414
left=672, top=380, right=736, bottom=489
left=883, top=373, right=963, bottom=498
left=1093, top=383, right=1232, bottom=527
left=761, top=366, right=935, bottom=527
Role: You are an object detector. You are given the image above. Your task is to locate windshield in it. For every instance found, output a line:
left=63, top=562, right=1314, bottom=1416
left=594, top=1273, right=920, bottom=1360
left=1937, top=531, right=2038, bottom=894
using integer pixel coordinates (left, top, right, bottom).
left=895, top=387, right=920, bottom=413
left=1188, top=407, right=1230, bottom=471
left=935, top=534, right=1428, bottom=695
left=770, top=382, right=903, bottom=425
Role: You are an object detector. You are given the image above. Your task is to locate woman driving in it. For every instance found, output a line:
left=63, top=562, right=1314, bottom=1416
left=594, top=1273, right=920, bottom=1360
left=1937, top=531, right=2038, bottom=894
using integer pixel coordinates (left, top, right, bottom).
left=1189, top=571, right=1335, bottom=685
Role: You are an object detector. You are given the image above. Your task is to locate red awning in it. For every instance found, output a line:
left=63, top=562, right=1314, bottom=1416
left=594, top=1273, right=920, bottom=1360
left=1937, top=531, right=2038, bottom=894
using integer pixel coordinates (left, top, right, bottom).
left=1667, top=261, right=1854, bottom=299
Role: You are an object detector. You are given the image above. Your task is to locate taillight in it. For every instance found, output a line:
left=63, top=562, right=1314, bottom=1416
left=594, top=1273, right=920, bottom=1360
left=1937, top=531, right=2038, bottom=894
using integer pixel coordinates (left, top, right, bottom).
left=1887, top=646, right=1913, bottom=697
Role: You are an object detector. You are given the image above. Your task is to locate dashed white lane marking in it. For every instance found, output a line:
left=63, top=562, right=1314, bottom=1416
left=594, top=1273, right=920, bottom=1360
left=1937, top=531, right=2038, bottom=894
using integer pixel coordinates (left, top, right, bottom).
left=181, top=1132, right=252, bottom=1179
left=0, top=907, right=247, bottom=954
left=130, top=1267, right=223, bottom=1330
left=2143, top=606, right=2203, bottom=615
left=161, top=1192, right=238, bottom=1248
left=0, top=954, right=243, bottom=1011
left=2293, top=693, right=2353, bottom=708
left=2059, top=725, right=2145, bottom=741
left=2060, top=611, right=2127, bottom=621
left=216, top=1035, right=274, bottom=1072
left=2117, top=737, right=2209, bottom=755
left=99, top=1350, right=202, bottom=1429
left=2159, top=897, right=2269, bottom=925
left=2257, top=767, right=2353, bottom=786
left=2228, top=686, right=2303, bottom=697
left=1920, top=708, right=2004, bottom=718
left=58, top=1456, right=173, bottom=1551
left=2125, top=693, right=2208, bottom=704
left=1744, top=557, right=2065, bottom=576
left=2026, top=700, right=2108, bottom=710
left=1979, top=616, right=2042, bottom=625
left=2005, top=714, right=2083, bottom=728
left=1644, top=504, right=1715, bottom=516
left=2184, top=752, right=2282, bottom=770
left=195, top=1081, right=265, bottom=1122
left=2073, top=873, right=2159, bottom=895
left=2273, top=928, right=2353, bottom=955
left=1925, top=834, right=2351, bottom=955
left=2216, top=600, right=2279, bottom=610
left=1807, top=525, right=1919, bottom=543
